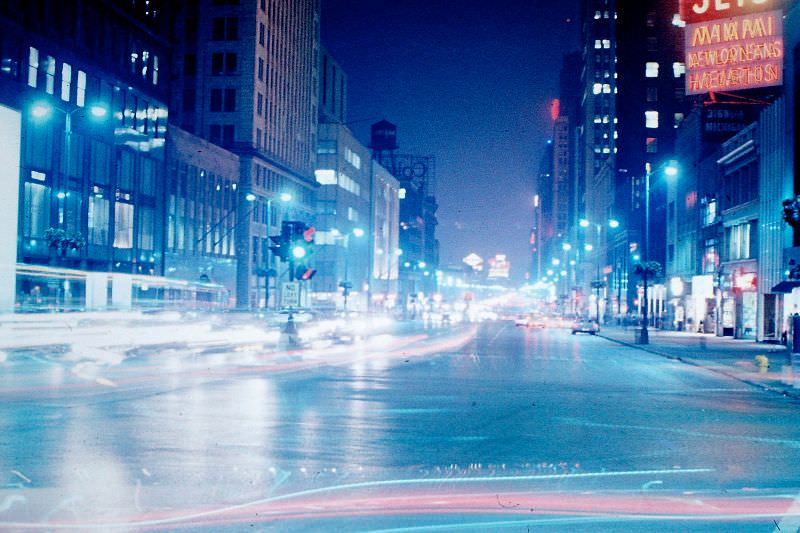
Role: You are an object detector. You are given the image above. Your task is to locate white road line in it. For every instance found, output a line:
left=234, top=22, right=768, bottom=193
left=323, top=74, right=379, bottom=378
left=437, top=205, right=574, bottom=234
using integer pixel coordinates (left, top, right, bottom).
left=560, top=417, right=800, bottom=449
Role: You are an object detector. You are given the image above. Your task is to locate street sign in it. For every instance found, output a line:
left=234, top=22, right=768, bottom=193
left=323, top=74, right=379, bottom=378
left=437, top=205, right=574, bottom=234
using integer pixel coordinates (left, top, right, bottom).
left=281, top=282, right=300, bottom=308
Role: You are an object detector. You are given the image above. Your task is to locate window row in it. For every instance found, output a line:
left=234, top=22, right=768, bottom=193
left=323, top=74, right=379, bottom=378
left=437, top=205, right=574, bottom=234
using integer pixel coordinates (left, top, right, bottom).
left=22, top=181, right=155, bottom=251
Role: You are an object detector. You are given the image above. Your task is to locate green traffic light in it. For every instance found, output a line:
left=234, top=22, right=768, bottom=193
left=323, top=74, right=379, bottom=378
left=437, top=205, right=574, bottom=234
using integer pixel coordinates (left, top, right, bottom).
left=292, top=245, right=307, bottom=259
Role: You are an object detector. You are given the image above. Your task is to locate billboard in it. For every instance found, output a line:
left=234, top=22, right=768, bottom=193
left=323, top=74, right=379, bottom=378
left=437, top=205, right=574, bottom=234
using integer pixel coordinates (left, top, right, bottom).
left=685, top=9, right=783, bottom=95
left=488, top=254, right=510, bottom=279
left=701, top=104, right=763, bottom=141
left=680, top=0, right=776, bottom=24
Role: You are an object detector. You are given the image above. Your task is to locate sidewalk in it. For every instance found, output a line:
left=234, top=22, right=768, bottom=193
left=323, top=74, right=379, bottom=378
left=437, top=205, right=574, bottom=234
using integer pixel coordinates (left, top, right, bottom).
left=598, top=326, right=799, bottom=398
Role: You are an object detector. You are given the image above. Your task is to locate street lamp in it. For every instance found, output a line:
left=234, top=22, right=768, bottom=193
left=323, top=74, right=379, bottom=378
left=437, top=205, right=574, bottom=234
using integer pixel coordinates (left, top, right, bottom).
left=30, top=100, right=109, bottom=243
left=335, top=227, right=365, bottom=312
left=579, top=218, right=622, bottom=323
left=639, top=160, right=679, bottom=345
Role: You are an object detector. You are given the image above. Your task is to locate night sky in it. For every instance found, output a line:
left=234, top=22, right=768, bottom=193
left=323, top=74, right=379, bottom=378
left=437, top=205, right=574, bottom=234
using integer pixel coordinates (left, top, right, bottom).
left=321, top=0, right=581, bottom=281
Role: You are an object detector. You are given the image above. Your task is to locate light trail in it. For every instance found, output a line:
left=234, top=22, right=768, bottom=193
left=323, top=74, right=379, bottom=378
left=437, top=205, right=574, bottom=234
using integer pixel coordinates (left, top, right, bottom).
left=0, top=468, right=725, bottom=530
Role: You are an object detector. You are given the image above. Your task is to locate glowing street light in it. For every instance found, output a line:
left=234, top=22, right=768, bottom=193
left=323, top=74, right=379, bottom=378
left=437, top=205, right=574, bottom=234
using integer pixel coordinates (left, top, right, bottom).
left=352, top=227, right=365, bottom=238
left=279, top=192, right=293, bottom=203
left=89, top=105, right=108, bottom=118
left=562, top=242, right=572, bottom=251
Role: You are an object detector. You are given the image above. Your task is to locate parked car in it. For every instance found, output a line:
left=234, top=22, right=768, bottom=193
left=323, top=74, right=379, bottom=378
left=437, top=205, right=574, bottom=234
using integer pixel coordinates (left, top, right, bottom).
left=571, top=318, right=600, bottom=335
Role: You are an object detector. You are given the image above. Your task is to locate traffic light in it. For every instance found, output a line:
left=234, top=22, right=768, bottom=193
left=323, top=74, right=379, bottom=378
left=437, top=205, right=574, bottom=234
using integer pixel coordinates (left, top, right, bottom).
left=288, top=222, right=314, bottom=262
left=297, top=266, right=317, bottom=281
left=267, top=221, right=316, bottom=281
left=268, top=232, right=289, bottom=261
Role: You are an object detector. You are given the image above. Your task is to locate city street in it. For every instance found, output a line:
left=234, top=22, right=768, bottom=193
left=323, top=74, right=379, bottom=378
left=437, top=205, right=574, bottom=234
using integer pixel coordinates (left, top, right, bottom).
left=2, top=319, right=800, bottom=531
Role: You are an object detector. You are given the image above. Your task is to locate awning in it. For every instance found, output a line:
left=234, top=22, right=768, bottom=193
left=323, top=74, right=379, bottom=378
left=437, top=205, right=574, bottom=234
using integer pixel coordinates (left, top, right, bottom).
left=771, top=280, right=800, bottom=293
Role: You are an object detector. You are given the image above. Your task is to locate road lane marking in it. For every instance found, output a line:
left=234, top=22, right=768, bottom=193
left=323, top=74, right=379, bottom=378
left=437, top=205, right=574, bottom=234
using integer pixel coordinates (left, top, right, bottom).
left=10, top=470, right=31, bottom=484
left=559, top=417, right=800, bottom=449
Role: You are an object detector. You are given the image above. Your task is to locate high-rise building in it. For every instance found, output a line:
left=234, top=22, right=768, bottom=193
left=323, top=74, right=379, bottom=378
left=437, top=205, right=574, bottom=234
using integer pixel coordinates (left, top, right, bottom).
left=573, top=0, right=690, bottom=319
left=170, top=0, right=320, bottom=308
left=576, top=0, right=618, bottom=318
left=614, top=0, right=687, bottom=314
left=0, top=0, right=173, bottom=310
left=319, top=46, right=347, bottom=125
left=313, top=122, right=372, bottom=310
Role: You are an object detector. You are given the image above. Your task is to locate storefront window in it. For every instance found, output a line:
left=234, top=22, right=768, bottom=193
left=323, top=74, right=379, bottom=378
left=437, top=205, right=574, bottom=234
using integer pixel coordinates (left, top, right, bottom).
left=88, top=193, right=109, bottom=245
left=113, top=201, right=134, bottom=249
left=23, top=182, right=50, bottom=237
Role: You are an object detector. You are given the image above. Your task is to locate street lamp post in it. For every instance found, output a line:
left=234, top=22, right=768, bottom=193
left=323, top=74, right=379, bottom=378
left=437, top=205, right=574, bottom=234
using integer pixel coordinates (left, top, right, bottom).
left=640, top=161, right=678, bottom=345
left=335, top=227, right=365, bottom=312
left=580, top=218, right=620, bottom=323
left=31, top=100, right=108, bottom=234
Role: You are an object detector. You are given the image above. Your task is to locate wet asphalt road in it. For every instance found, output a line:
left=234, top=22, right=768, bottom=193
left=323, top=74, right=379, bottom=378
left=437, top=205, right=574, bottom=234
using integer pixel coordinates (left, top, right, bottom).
left=2, top=320, right=800, bottom=531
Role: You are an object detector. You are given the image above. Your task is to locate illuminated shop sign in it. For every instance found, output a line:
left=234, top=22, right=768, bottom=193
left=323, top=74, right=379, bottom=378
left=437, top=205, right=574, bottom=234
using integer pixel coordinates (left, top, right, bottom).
left=685, top=9, right=783, bottom=95
left=680, top=0, right=774, bottom=24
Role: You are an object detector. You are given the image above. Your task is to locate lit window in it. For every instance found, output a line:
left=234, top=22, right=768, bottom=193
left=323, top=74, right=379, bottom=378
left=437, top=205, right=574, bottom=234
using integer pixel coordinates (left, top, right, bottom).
left=44, top=55, right=55, bottom=94
left=594, top=40, right=601, bottom=49
left=593, top=83, right=602, bottom=95
left=153, top=55, right=159, bottom=85
left=645, top=111, right=659, bottom=129
left=314, top=169, right=337, bottom=185
left=27, top=47, right=38, bottom=88
left=602, top=39, right=611, bottom=49
left=76, top=70, right=86, bottom=107
left=594, top=116, right=602, bottom=124
left=674, top=112, right=685, bottom=128
left=603, top=83, right=611, bottom=93
left=60, top=63, right=71, bottom=101
left=646, top=137, right=658, bottom=153
left=645, top=62, right=659, bottom=78
left=399, top=188, right=406, bottom=199
left=113, top=201, right=135, bottom=249
left=672, top=62, right=686, bottom=78
left=594, top=10, right=601, bottom=19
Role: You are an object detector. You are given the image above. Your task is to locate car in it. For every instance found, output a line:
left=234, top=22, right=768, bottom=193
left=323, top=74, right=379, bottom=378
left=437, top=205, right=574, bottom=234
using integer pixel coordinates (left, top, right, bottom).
left=514, top=315, right=530, bottom=327
left=571, top=318, right=600, bottom=335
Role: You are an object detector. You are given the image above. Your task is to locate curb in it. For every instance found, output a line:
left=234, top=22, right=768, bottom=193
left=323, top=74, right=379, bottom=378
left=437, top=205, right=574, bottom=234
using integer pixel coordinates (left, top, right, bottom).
left=597, top=333, right=800, bottom=400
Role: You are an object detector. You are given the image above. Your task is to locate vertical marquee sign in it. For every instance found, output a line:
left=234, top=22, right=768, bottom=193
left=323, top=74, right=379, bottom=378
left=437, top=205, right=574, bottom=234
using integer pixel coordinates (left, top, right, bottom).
left=681, top=0, right=784, bottom=95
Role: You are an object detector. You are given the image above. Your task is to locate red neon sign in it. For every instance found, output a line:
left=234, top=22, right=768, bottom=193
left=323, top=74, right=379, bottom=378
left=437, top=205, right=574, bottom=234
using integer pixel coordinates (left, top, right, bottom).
left=685, top=10, right=783, bottom=95
left=680, top=0, right=775, bottom=24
